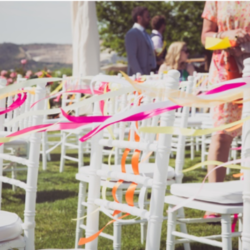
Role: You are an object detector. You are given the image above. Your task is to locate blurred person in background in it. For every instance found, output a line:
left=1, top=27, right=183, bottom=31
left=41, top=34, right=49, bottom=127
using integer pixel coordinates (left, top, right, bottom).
left=125, top=6, right=156, bottom=76
left=201, top=1, right=250, bottom=218
left=158, top=41, right=194, bottom=81
left=150, top=15, right=167, bottom=71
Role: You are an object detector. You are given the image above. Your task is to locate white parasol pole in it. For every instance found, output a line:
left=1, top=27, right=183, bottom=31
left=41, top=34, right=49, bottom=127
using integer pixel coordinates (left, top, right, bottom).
left=71, top=1, right=100, bottom=77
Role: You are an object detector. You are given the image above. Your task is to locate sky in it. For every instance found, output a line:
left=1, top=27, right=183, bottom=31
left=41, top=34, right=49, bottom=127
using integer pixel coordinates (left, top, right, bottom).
left=0, top=1, right=72, bottom=44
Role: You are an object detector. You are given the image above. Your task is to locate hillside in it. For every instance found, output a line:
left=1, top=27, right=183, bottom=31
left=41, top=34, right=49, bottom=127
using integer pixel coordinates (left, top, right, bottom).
left=0, top=42, right=127, bottom=72
left=0, top=43, right=72, bottom=71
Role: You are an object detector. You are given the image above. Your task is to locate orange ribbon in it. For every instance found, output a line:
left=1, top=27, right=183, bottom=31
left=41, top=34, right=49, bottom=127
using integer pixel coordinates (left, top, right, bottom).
left=233, top=173, right=244, bottom=178
left=125, top=147, right=140, bottom=206
left=79, top=91, right=144, bottom=246
left=112, top=95, right=142, bottom=214
left=112, top=123, right=141, bottom=214
left=78, top=213, right=129, bottom=245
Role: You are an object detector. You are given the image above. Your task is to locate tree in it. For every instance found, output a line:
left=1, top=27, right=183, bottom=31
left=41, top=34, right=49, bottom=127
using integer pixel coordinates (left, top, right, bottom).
left=96, top=1, right=206, bottom=57
left=165, top=1, right=206, bottom=55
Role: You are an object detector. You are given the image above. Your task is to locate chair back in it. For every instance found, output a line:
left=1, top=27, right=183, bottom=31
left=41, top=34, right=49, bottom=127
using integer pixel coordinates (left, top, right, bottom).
left=174, top=76, right=195, bottom=181
left=193, top=71, right=209, bottom=92
left=3, top=77, right=38, bottom=132
left=0, top=81, right=47, bottom=250
left=61, top=74, right=95, bottom=116
left=84, top=70, right=181, bottom=250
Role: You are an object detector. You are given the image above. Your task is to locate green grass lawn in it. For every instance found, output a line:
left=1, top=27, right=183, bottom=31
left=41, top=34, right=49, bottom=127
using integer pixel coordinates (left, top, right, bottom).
left=2, top=133, right=240, bottom=249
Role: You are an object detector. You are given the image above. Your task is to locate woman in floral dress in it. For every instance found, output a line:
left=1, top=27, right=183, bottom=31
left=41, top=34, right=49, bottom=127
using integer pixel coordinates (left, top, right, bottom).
left=201, top=1, right=250, bottom=217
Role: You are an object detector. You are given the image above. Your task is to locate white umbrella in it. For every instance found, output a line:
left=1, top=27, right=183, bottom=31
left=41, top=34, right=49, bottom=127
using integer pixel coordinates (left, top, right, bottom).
left=71, top=1, right=100, bottom=76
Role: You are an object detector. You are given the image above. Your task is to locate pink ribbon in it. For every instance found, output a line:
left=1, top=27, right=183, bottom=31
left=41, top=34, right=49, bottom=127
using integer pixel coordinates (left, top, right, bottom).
left=1, top=80, right=248, bottom=146
left=58, top=81, right=248, bottom=143
left=80, top=105, right=181, bottom=142
left=60, top=103, right=180, bottom=142
left=231, top=146, right=242, bottom=150
left=31, top=88, right=104, bottom=108
left=61, top=109, right=108, bottom=123
left=231, top=214, right=238, bottom=232
left=99, top=82, right=109, bottom=115
left=0, top=122, right=89, bottom=147
left=201, top=82, right=246, bottom=96
left=0, top=93, right=27, bottom=116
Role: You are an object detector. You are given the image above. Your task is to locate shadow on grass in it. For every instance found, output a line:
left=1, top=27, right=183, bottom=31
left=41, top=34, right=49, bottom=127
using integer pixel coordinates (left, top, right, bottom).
left=42, top=153, right=83, bottom=168
left=174, top=243, right=238, bottom=250
left=122, top=240, right=239, bottom=250
left=182, top=174, right=204, bottom=183
left=13, top=189, right=77, bottom=203
left=3, top=182, right=13, bottom=190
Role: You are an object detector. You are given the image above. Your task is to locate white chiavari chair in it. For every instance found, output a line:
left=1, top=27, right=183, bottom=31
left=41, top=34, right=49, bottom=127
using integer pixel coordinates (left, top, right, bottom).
left=200, top=110, right=235, bottom=175
left=59, top=74, right=128, bottom=173
left=0, top=80, right=47, bottom=250
left=1, top=77, right=39, bottom=191
left=40, top=80, right=60, bottom=170
left=165, top=60, right=250, bottom=250
left=191, top=72, right=210, bottom=155
left=58, top=75, right=93, bottom=172
left=173, top=81, right=195, bottom=160
left=74, top=73, right=141, bottom=249
left=15, top=75, right=55, bottom=172
left=74, top=71, right=194, bottom=250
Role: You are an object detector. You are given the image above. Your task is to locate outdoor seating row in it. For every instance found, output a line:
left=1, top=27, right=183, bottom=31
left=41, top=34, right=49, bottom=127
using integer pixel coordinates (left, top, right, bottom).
left=0, top=63, right=249, bottom=250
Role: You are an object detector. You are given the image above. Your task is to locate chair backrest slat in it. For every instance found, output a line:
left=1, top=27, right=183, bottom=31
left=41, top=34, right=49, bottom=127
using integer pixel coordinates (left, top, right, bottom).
left=175, top=76, right=194, bottom=180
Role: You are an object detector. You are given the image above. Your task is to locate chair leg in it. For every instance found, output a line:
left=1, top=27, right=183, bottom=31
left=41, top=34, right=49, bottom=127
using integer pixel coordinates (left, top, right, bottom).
left=45, top=132, right=51, bottom=161
left=113, top=189, right=122, bottom=250
left=195, top=133, right=200, bottom=152
left=78, top=134, right=84, bottom=172
left=238, top=214, right=242, bottom=250
left=166, top=206, right=177, bottom=250
left=140, top=188, right=148, bottom=244
left=26, top=141, right=30, bottom=159
left=178, top=208, right=190, bottom=250
left=221, top=214, right=232, bottom=250
left=11, top=163, right=17, bottom=191
left=201, top=135, right=206, bottom=169
left=190, top=137, right=194, bottom=160
left=231, top=138, right=237, bottom=161
left=42, top=132, right=47, bottom=171
left=170, top=151, right=174, bottom=158
left=60, top=132, right=66, bottom=173
left=47, top=151, right=51, bottom=161
left=13, top=147, right=22, bottom=191
left=75, top=181, right=87, bottom=249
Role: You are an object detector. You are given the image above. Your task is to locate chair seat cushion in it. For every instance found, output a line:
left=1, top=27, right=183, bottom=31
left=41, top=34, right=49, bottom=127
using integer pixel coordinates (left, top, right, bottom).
left=79, top=163, right=175, bottom=181
left=171, top=180, right=243, bottom=204
left=0, top=211, right=22, bottom=242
